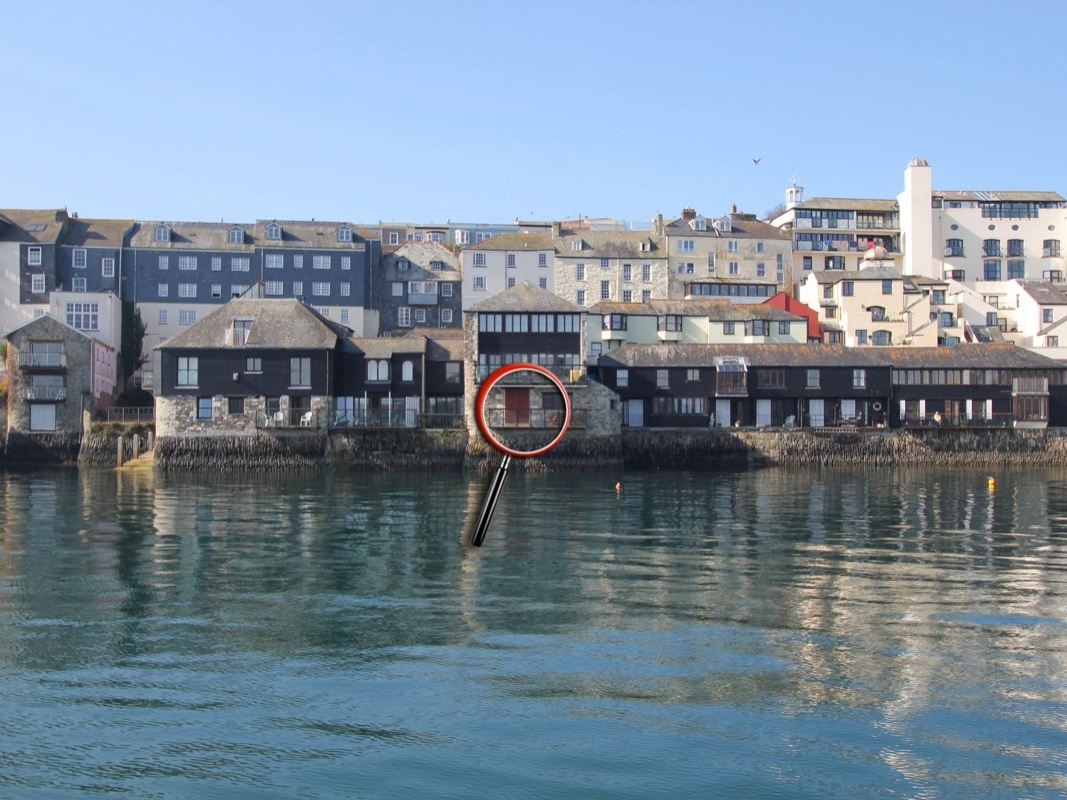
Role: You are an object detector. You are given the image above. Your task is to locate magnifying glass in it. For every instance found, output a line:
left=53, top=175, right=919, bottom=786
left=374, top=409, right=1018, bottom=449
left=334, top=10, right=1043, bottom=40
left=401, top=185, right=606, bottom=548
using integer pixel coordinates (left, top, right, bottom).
left=469, top=362, right=572, bottom=547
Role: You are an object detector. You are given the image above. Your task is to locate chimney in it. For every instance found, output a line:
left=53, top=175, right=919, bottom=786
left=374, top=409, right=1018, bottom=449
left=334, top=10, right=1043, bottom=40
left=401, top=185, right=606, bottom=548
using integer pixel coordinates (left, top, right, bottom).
left=552, top=221, right=561, bottom=237
left=681, top=207, right=696, bottom=221
left=731, top=203, right=737, bottom=214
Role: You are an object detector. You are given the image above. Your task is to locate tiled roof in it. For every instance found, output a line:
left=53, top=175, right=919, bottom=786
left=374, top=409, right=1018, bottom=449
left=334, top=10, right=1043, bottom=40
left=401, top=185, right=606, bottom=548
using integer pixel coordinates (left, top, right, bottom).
left=468, top=282, right=581, bottom=313
left=555, top=230, right=666, bottom=257
left=155, top=298, right=345, bottom=350
left=404, top=327, right=465, bottom=360
left=382, top=241, right=460, bottom=278
left=601, top=342, right=1060, bottom=369
left=254, top=220, right=368, bottom=250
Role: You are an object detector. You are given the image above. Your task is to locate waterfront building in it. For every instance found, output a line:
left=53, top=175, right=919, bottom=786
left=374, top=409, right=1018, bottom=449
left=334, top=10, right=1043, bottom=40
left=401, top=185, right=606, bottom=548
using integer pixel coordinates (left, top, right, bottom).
left=4, top=314, right=116, bottom=436
left=153, top=297, right=347, bottom=435
left=378, top=241, right=462, bottom=334
left=0, top=209, right=71, bottom=333
left=599, top=342, right=1065, bottom=429
left=1004, top=280, right=1067, bottom=361
left=682, top=277, right=778, bottom=303
left=551, top=222, right=669, bottom=309
left=654, top=207, right=792, bottom=298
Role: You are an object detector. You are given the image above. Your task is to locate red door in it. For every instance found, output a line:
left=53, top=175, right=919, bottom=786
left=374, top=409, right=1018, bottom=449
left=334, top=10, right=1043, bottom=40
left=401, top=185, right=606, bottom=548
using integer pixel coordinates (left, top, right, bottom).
left=504, top=388, right=530, bottom=426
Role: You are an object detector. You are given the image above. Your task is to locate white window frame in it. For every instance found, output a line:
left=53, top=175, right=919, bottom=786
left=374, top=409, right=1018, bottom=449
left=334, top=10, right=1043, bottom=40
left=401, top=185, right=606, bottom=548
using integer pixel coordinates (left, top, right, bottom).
left=178, top=283, right=197, bottom=298
left=312, top=282, right=330, bottom=296
left=231, top=257, right=250, bottom=272
left=28, top=247, right=42, bottom=266
left=157, top=283, right=169, bottom=297
left=73, top=248, right=87, bottom=268
left=265, top=281, right=284, bottom=296
left=398, top=306, right=412, bottom=327
left=312, top=255, right=331, bottom=270
left=179, top=310, right=196, bottom=325
left=178, top=255, right=197, bottom=271
left=72, top=277, right=87, bottom=292
left=265, top=253, right=284, bottom=269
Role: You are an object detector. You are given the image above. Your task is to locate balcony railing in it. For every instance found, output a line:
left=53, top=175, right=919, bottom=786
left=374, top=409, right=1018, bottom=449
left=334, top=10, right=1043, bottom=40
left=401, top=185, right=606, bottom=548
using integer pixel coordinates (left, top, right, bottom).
left=24, top=386, right=67, bottom=401
left=17, top=352, right=67, bottom=369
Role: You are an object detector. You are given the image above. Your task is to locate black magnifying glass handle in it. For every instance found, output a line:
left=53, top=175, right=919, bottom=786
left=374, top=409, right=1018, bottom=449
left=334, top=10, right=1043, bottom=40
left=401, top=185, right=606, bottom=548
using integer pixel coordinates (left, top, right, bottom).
left=470, top=454, right=512, bottom=547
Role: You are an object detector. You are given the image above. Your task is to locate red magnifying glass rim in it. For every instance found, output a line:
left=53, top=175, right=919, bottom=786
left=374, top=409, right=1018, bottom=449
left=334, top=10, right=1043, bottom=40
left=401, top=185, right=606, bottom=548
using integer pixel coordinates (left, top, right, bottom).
left=475, top=362, right=572, bottom=458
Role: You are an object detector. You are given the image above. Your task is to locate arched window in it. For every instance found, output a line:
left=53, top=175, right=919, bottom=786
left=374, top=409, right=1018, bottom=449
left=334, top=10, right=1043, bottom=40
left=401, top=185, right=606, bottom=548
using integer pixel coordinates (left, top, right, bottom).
left=402, top=360, right=413, bottom=382
left=367, top=360, right=389, bottom=381
left=872, top=330, right=893, bottom=346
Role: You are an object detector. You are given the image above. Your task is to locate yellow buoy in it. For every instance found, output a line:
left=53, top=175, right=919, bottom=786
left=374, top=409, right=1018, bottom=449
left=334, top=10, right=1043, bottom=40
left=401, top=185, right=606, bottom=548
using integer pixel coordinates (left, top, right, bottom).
left=988, top=477, right=996, bottom=491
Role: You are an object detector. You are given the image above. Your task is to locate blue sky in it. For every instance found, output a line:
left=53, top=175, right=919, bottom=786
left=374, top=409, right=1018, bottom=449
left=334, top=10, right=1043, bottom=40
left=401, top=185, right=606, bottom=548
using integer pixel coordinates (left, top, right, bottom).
left=4, top=0, right=1065, bottom=227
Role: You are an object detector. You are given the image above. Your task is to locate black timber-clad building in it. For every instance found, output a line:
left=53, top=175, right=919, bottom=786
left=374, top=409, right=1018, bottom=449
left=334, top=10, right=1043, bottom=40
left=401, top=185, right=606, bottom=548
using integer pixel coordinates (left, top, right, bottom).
left=599, top=342, right=1067, bottom=429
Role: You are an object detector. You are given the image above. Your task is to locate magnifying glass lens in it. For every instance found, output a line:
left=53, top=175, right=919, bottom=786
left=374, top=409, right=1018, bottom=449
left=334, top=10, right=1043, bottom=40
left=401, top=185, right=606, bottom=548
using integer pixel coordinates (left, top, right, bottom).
left=470, top=363, right=572, bottom=546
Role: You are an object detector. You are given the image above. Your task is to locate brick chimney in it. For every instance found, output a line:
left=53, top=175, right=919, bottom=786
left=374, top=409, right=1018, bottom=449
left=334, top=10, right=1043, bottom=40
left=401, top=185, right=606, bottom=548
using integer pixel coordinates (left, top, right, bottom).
left=681, top=207, right=697, bottom=221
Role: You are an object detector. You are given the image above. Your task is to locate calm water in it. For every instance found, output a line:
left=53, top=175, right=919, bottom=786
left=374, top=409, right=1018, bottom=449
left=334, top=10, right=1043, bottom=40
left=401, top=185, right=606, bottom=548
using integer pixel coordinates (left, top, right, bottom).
left=1, top=466, right=1066, bottom=799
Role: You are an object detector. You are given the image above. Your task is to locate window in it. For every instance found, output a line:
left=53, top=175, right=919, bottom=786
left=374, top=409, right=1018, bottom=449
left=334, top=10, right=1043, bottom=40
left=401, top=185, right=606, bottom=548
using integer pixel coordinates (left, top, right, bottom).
left=398, top=306, right=412, bottom=327
left=1043, top=239, right=1061, bottom=257
left=441, top=308, right=453, bottom=323
left=806, top=369, right=820, bottom=388
left=337, top=226, right=352, bottom=243
left=179, top=310, right=196, bottom=325
left=538, top=253, right=547, bottom=267
left=293, top=255, right=303, bottom=270
left=622, top=264, right=632, bottom=282
left=825, top=256, right=845, bottom=270
left=159, top=255, right=169, bottom=270
left=157, top=283, right=169, bottom=297
left=197, top=397, right=212, bottom=420
left=154, top=225, right=171, bottom=242
left=825, top=307, right=837, bottom=319
left=178, top=256, right=197, bottom=271
left=312, top=255, right=331, bottom=270
left=290, top=357, right=311, bottom=387
left=642, top=290, right=652, bottom=301
left=642, top=264, right=651, bottom=282
left=265, top=253, right=284, bottom=269
left=756, top=242, right=765, bottom=254
left=603, top=314, right=626, bottom=331
left=72, top=277, right=86, bottom=292
left=803, top=256, right=812, bottom=270
left=1008, top=239, right=1024, bottom=257
left=266, top=223, right=282, bottom=240
left=600, top=280, right=611, bottom=300
left=882, top=279, right=893, bottom=295
left=474, top=276, right=486, bottom=291
left=507, top=277, right=516, bottom=288
left=178, top=283, right=196, bottom=298
left=723, top=321, right=735, bottom=335
left=441, top=284, right=453, bottom=297
left=246, top=357, right=262, bottom=372
left=686, top=368, right=700, bottom=382
left=73, top=249, right=87, bottom=268
left=869, top=306, right=886, bottom=321
left=659, top=315, right=682, bottom=332
left=1008, top=260, right=1025, bottom=279
left=856, top=329, right=868, bottom=345
left=310, top=281, right=329, bottom=297
left=401, top=360, right=414, bottom=382
left=842, top=281, right=854, bottom=296
left=231, top=284, right=248, bottom=297
left=576, top=263, right=586, bottom=281
left=778, top=321, right=790, bottom=334
left=571, top=240, right=582, bottom=251
left=679, top=239, right=694, bottom=252
left=228, top=228, right=244, bottom=244
left=756, top=262, right=765, bottom=277
left=728, top=261, right=739, bottom=275
left=983, top=239, right=1001, bottom=257
left=853, top=369, right=866, bottom=388
left=367, top=360, right=389, bottom=381
left=341, top=309, right=350, bottom=323
left=66, top=302, right=98, bottom=330
left=159, top=309, right=168, bottom=325
left=228, top=396, right=245, bottom=414
left=340, top=282, right=350, bottom=296
left=340, top=256, right=350, bottom=271
left=177, top=357, right=198, bottom=386
left=728, top=240, right=739, bottom=253
left=746, top=320, right=769, bottom=336
left=444, top=362, right=461, bottom=384
left=506, top=254, right=516, bottom=267
left=211, top=284, right=222, bottom=298
left=102, top=257, right=115, bottom=277
left=231, top=257, right=250, bottom=272
left=473, top=253, right=486, bottom=267
left=622, top=290, right=633, bottom=302
left=293, top=280, right=304, bottom=296
left=617, top=369, right=628, bottom=388
left=872, top=330, right=892, bottom=345
left=657, top=369, right=669, bottom=388
left=576, top=289, right=586, bottom=306
left=945, top=238, right=964, bottom=257
left=265, top=281, right=283, bottom=296
left=26, top=247, right=41, bottom=266
left=539, top=277, right=547, bottom=289
left=1044, top=308, right=1054, bottom=323
left=1049, top=336, right=1059, bottom=348
left=389, top=232, right=399, bottom=245
left=984, top=260, right=1002, bottom=280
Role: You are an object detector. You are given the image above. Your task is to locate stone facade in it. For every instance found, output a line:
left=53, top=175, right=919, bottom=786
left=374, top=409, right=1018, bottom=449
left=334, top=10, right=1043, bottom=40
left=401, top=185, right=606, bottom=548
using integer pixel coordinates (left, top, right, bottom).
left=155, top=394, right=331, bottom=436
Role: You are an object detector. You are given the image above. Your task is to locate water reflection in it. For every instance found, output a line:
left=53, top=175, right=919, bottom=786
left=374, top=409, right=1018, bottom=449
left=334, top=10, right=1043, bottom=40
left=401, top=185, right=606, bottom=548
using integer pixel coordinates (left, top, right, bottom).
left=0, top=466, right=1065, bottom=797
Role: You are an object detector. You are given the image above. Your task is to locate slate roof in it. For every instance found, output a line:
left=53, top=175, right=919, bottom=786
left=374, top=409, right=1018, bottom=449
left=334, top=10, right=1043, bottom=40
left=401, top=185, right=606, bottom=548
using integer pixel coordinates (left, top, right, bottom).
left=129, top=221, right=256, bottom=250
left=0, top=209, right=67, bottom=243
left=664, top=214, right=791, bottom=240
left=404, top=327, right=464, bottom=360
left=554, top=229, right=666, bottom=257
left=155, top=298, right=346, bottom=350
left=590, top=299, right=802, bottom=322
left=63, top=217, right=135, bottom=248
left=1015, top=281, right=1067, bottom=305
left=254, top=220, right=368, bottom=250
left=349, top=335, right=426, bottom=359
left=601, top=342, right=1062, bottom=370
left=465, top=232, right=554, bottom=252
left=382, top=240, right=460, bottom=278
left=468, top=282, right=581, bottom=313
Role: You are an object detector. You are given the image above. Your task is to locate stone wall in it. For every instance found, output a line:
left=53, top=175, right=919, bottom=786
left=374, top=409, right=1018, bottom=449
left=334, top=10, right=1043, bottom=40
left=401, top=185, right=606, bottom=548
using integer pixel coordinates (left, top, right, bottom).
left=329, top=428, right=469, bottom=470
left=154, top=431, right=329, bottom=472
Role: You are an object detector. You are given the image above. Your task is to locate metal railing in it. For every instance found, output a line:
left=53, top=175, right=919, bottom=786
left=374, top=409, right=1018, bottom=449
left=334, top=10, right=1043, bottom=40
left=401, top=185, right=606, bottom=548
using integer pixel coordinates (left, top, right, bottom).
left=23, top=386, right=66, bottom=401
left=108, top=407, right=154, bottom=423
left=17, top=352, right=66, bottom=368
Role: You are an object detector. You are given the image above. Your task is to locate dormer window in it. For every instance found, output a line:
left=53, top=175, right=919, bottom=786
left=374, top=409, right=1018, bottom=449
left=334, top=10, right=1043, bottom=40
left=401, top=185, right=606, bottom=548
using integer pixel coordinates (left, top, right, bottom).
left=154, top=224, right=171, bottom=243
left=431, top=260, right=444, bottom=271
left=571, top=240, right=583, bottom=251
left=228, top=227, right=245, bottom=245
left=714, top=216, right=732, bottom=233
left=640, top=241, right=651, bottom=252
left=229, top=317, right=253, bottom=346
left=691, top=217, right=707, bottom=231
left=266, top=223, right=282, bottom=240
left=337, top=225, right=352, bottom=243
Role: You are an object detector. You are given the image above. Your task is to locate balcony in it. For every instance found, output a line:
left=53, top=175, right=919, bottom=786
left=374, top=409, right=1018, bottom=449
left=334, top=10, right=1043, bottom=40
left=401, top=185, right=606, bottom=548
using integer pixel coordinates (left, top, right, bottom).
left=24, top=386, right=67, bottom=401
left=18, top=352, right=67, bottom=369
left=407, top=293, right=439, bottom=305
